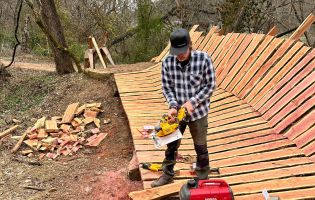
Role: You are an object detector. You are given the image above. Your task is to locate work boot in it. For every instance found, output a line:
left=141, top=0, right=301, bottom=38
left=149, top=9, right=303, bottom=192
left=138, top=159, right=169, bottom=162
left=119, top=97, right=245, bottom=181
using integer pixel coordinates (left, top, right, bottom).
left=151, top=173, right=174, bottom=187
left=195, top=166, right=209, bottom=180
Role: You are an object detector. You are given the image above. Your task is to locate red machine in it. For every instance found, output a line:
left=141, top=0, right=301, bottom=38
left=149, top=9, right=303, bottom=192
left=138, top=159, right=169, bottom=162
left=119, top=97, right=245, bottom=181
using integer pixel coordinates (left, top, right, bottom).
left=179, top=179, right=234, bottom=200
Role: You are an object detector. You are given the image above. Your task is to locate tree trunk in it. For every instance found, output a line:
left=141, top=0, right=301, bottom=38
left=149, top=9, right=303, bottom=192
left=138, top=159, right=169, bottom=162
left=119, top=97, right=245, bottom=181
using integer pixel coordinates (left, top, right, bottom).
left=21, top=15, right=31, bottom=53
left=40, top=0, right=75, bottom=74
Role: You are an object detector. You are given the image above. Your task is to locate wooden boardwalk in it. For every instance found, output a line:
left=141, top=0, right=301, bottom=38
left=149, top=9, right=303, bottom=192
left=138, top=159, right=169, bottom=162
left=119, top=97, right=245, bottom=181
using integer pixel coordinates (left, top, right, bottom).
left=115, top=15, right=315, bottom=200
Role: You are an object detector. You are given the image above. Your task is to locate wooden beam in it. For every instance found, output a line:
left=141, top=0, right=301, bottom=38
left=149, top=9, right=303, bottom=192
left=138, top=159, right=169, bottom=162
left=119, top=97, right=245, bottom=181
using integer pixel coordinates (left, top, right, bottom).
left=128, top=180, right=186, bottom=200
left=91, top=37, right=107, bottom=69
left=100, top=47, right=115, bottom=65
left=290, top=13, right=315, bottom=41
left=0, top=125, right=19, bottom=139
left=267, top=26, right=279, bottom=36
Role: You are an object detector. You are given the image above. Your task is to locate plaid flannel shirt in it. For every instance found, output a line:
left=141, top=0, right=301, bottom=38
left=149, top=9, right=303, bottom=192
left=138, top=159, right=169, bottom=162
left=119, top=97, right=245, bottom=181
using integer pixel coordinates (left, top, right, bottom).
left=162, top=50, right=216, bottom=121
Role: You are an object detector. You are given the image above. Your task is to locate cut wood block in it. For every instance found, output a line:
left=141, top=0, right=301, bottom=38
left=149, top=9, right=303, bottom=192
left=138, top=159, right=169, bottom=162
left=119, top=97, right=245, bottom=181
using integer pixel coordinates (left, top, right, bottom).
left=128, top=180, right=186, bottom=200
left=37, top=129, right=48, bottom=139
left=85, top=133, right=107, bottom=147
left=84, top=109, right=99, bottom=118
left=61, top=102, right=80, bottom=123
left=71, top=118, right=83, bottom=128
left=41, top=137, right=57, bottom=145
left=21, top=149, right=33, bottom=156
left=94, top=118, right=101, bottom=128
left=83, top=117, right=94, bottom=125
left=86, top=103, right=102, bottom=108
left=60, top=124, right=71, bottom=133
left=24, top=139, right=39, bottom=151
left=75, top=105, right=86, bottom=115
left=45, top=120, right=59, bottom=133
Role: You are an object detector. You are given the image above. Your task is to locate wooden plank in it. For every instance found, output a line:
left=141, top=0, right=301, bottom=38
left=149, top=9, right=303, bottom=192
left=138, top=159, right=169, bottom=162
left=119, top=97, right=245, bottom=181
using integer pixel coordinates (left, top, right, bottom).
left=198, top=26, right=218, bottom=50
left=295, top=125, right=315, bottom=148
left=61, top=102, right=79, bottom=124
left=270, top=83, right=315, bottom=132
left=220, top=34, right=265, bottom=90
left=290, top=13, right=315, bottom=40
left=11, top=128, right=30, bottom=153
left=231, top=176, right=315, bottom=196
left=45, top=120, right=59, bottom=133
left=227, top=35, right=274, bottom=93
left=211, top=34, right=233, bottom=62
left=239, top=39, right=294, bottom=99
left=267, top=26, right=279, bottom=36
left=246, top=42, right=305, bottom=105
left=206, top=35, right=224, bottom=56
left=233, top=38, right=284, bottom=96
left=0, top=125, right=19, bottom=139
left=235, top=187, right=315, bottom=200
left=253, top=48, right=314, bottom=110
left=303, top=141, right=315, bottom=156
left=216, top=34, right=247, bottom=77
left=128, top=180, right=186, bottom=200
left=224, top=164, right=315, bottom=185
left=217, top=34, right=254, bottom=85
left=262, top=69, right=315, bottom=120
left=213, top=33, right=240, bottom=68
left=91, top=37, right=107, bottom=69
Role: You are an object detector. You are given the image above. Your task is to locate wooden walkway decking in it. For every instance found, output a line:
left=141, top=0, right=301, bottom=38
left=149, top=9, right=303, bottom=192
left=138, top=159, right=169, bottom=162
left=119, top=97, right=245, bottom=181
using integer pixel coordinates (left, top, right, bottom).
left=115, top=15, right=315, bottom=199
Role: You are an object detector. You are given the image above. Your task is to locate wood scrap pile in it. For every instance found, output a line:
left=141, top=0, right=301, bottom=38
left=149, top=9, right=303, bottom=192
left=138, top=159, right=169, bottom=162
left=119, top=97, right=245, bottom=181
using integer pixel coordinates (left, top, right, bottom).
left=10, top=102, right=109, bottom=160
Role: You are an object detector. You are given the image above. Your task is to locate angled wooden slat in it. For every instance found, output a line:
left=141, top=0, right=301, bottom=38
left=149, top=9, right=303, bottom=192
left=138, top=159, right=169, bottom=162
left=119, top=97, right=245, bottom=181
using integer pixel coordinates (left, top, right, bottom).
left=217, top=34, right=255, bottom=85
left=239, top=39, right=295, bottom=99
left=270, top=83, right=315, bottom=131
left=295, top=125, right=315, bottom=148
left=197, top=26, right=218, bottom=50
left=211, top=33, right=234, bottom=62
left=256, top=53, right=315, bottom=113
left=227, top=35, right=274, bottom=93
left=216, top=33, right=247, bottom=77
left=267, top=26, right=279, bottom=36
left=262, top=69, right=315, bottom=120
left=290, top=13, right=315, bottom=40
left=246, top=42, right=305, bottom=105
left=206, top=35, right=225, bottom=56
left=213, top=33, right=240, bottom=68
left=220, top=34, right=265, bottom=89
left=233, top=38, right=284, bottom=96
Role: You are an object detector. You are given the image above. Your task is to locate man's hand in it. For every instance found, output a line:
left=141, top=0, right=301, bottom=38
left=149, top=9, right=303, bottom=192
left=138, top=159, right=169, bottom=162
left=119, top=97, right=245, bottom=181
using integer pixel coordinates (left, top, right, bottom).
left=167, top=108, right=178, bottom=123
left=183, top=101, right=194, bottom=115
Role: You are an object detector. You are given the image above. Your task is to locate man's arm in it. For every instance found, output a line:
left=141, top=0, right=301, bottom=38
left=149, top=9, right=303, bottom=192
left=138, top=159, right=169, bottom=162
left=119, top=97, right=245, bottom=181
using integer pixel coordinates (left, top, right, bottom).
left=162, top=61, right=178, bottom=109
left=189, top=55, right=216, bottom=108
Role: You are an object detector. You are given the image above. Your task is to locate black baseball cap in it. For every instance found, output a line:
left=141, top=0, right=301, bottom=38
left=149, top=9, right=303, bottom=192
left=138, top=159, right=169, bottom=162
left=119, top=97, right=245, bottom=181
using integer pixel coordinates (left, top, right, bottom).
left=170, top=28, right=191, bottom=56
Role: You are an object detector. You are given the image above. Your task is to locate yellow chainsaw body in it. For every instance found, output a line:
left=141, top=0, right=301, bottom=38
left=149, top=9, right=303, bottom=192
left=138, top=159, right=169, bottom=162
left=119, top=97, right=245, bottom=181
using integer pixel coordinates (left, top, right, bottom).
left=156, top=107, right=188, bottom=137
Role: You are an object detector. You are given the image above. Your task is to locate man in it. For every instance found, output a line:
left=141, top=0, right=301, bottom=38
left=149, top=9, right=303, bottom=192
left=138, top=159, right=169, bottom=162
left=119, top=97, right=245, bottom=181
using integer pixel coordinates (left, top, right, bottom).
left=151, top=28, right=216, bottom=187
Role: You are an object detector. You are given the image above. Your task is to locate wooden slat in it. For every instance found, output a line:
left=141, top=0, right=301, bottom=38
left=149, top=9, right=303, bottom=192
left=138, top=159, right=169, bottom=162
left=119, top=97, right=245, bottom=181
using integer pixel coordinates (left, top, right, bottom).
left=220, top=34, right=265, bottom=89
left=233, top=38, right=284, bottom=96
left=290, top=13, right=315, bottom=40
left=239, top=39, right=295, bottom=99
left=262, top=68, right=315, bottom=120
left=197, top=26, right=218, bottom=50
left=253, top=48, right=314, bottom=110
left=217, top=34, right=254, bottom=85
left=227, top=35, right=274, bottom=93
left=246, top=42, right=305, bottom=105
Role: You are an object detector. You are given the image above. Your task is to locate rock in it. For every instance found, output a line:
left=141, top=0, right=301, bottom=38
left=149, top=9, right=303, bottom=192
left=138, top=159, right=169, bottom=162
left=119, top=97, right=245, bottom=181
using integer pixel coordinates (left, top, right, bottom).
left=128, top=151, right=141, bottom=181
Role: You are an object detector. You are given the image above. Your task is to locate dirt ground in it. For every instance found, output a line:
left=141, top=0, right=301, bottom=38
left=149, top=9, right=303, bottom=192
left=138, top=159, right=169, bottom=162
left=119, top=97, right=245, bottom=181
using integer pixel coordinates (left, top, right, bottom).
left=0, top=60, right=154, bottom=200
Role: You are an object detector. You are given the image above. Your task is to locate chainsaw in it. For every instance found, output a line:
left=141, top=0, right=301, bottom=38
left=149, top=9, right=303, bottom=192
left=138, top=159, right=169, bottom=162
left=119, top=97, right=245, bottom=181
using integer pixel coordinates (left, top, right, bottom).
left=151, top=107, right=189, bottom=148
left=155, top=107, right=190, bottom=137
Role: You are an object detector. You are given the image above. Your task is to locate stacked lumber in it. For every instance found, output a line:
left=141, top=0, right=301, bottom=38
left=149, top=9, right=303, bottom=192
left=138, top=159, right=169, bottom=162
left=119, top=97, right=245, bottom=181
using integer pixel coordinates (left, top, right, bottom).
left=11, top=102, right=109, bottom=159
